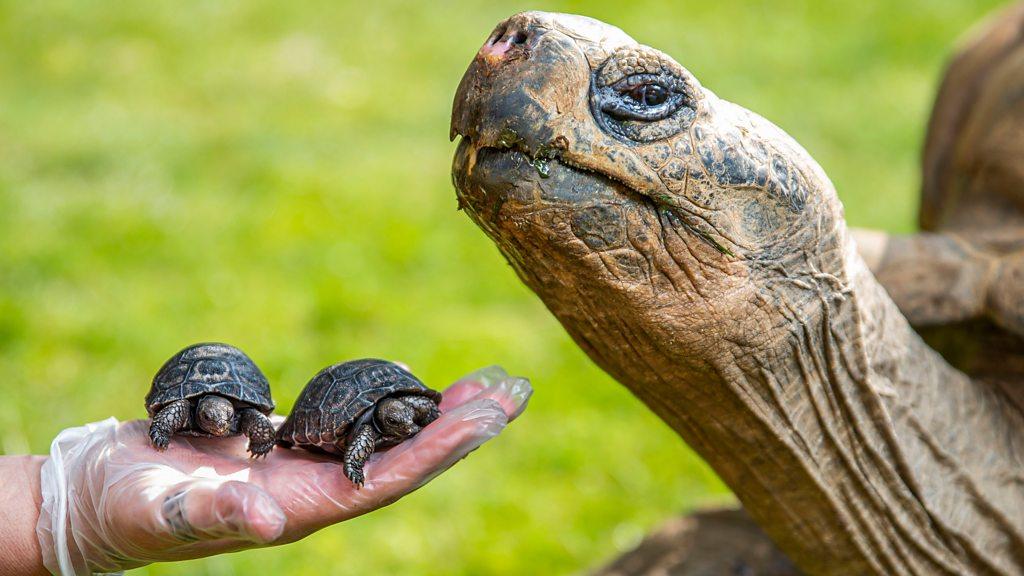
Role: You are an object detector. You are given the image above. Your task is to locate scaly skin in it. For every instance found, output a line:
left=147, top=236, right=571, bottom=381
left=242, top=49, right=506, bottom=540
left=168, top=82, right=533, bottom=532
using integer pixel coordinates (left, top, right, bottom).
left=238, top=408, right=276, bottom=458
left=451, top=12, right=1024, bottom=575
left=403, top=395, right=441, bottom=426
left=343, top=424, right=377, bottom=488
left=149, top=399, right=191, bottom=451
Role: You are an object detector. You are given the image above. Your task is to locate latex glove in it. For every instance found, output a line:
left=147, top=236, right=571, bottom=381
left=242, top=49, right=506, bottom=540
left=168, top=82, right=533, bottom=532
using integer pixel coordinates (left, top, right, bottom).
left=36, top=366, right=531, bottom=575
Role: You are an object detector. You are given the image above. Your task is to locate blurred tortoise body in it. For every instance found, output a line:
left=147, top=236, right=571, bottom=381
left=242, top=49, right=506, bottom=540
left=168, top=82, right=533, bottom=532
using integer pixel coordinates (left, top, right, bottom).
left=451, top=10, right=1024, bottom=576
left=855, top=1, right=1024, bottom=396
left=277, top=359, right=442, bottom=487
left=147, top=342, right=277, bottom=457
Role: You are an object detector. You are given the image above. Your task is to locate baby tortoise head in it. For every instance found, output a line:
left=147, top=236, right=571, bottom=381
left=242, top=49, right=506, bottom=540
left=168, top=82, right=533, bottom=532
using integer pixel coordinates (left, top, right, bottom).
left=451, top=12, right=846, bottom=350
left=195, top=395, right=235, bottom=436
left=375, top=396, right=425, bottom=440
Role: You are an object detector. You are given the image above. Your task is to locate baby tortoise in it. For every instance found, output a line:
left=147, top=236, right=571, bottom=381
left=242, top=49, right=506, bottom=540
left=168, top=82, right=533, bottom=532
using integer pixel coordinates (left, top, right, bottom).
left=146, top=342, right=277, bottom=457
left=277, top=359, right=442, bottom=487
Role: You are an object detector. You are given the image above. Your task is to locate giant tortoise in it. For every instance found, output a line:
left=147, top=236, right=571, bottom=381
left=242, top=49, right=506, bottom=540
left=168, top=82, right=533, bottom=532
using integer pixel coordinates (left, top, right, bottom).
left=450, top=6, right=1024, bottom=575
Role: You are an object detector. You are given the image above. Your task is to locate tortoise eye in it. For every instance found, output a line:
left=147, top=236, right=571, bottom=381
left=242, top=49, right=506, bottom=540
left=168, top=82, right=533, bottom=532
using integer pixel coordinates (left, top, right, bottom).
left=594, top=72, right=693, bottom=129
left=591, top=48, right=699, bottom=142
left=629, top=84, right=668, bottom=107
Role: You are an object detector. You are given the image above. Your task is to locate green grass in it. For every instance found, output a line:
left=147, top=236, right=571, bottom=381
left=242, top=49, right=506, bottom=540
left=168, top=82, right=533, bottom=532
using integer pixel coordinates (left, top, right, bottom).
left=0, top=0, right=1006, bottom=574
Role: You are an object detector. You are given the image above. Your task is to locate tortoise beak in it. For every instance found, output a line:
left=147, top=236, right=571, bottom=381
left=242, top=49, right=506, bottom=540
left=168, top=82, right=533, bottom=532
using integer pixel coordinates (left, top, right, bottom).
left=450, top=11, right=634, bottom=153
left=451, top=12, right=555, bottom=151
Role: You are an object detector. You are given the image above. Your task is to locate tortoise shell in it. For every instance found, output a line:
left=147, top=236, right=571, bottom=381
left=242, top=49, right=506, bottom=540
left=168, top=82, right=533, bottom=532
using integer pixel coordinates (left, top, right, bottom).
left=277, top=358, right=442, bottom=450
left=919, top=1, right=1024, bottom=233
left=146, top=342, right=274, bottom=417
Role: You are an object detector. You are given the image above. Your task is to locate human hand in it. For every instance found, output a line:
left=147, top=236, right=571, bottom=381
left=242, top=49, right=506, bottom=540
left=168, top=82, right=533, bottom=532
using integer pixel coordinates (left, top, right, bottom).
left=36, top=366, right=531, bottom=575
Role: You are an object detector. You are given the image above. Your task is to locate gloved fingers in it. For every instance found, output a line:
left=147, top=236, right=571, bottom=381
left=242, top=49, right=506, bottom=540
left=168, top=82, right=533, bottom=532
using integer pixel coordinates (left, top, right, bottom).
left=351, top=368, right=531, bottom=502
left=364, top=397, right=509, bottom=494
left=94, top=475, right=286, bottom=566
left=44, top=422, right=286, bottom=571
left=284, top=397, right=509, bottom=538
left=157, top=479, right=286, bottom=545
left=439, top=366, right=532, bottom=421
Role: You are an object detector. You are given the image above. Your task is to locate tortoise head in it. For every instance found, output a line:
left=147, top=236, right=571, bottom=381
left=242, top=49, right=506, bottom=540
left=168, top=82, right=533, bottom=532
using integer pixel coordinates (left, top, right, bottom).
left=374, top=397, right=422, bottom=440
left=196, top=394, right=235, bottom=436
left=451, top=12, right=852, bottom=366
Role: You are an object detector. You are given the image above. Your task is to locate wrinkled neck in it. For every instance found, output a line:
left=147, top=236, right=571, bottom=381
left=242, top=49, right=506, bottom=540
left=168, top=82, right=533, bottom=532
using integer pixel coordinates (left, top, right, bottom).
left=537, top=219, right=1024, bottom=575
left=689, top=229, right=1024, bottom=575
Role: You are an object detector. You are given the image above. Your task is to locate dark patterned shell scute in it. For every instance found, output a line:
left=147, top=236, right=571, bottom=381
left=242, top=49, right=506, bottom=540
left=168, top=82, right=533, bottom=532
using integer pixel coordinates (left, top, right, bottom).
left=278, top=358, right=441, bottom=449
left=146, top=343, right=274, bottom=415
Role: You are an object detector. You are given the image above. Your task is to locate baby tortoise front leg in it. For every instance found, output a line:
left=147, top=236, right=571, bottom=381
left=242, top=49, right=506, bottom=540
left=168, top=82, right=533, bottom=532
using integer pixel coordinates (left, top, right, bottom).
left=403, top=394, right=441, bottom=426
left=238, top=408, right=276, bottom=458
left=343, top=424, right=379, bottom=488
left=341, top=395, right=442, bottom=488
left=150, top=398, right=191, bottom=450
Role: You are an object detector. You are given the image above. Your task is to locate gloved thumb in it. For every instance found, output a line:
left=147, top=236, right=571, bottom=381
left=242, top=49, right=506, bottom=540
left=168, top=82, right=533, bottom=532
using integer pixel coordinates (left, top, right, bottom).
left=159, top=479, right=286, bottom=545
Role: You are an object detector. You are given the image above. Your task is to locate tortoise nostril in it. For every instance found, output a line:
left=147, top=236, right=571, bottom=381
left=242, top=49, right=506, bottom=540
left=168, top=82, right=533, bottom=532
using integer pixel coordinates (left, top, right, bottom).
left=478, top=19, right=539, bottom=59
left=488, top=24, right=508, bottom=46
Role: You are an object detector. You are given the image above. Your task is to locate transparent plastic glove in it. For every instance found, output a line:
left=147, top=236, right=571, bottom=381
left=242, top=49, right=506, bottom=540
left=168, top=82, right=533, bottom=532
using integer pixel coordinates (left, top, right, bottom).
left=36, top=366, right=531, bottom=575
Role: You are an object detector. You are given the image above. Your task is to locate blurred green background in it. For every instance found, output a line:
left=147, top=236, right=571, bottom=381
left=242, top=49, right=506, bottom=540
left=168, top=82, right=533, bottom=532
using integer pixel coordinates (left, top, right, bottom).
left=0, top=0, right=1006, bottom=574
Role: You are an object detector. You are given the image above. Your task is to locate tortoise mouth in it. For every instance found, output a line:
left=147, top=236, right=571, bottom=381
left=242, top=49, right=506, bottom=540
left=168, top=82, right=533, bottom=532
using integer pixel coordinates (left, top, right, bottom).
left=453, top=137, right=648, bottom=222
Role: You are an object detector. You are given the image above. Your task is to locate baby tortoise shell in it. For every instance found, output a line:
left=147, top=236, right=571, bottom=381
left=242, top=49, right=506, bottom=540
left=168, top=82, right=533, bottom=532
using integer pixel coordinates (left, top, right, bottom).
left=277, top=358, right=442, bottom=486
left=146, top=342, right=277, bottom=457
left=147, top=342, right=274, bottom=417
